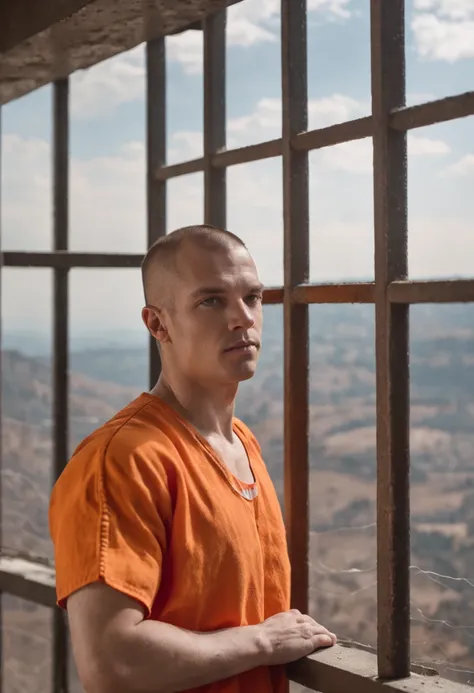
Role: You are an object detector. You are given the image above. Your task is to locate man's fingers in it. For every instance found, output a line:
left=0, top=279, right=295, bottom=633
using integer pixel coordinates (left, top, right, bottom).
left=312, top=633, right=335, bottom=649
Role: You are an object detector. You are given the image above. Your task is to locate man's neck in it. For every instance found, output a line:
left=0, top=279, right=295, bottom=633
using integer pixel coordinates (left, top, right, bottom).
left=150, top=373, right=238, bottom=440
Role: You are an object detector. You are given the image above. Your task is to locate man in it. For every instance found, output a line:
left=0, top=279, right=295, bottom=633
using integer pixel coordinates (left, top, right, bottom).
left=49, top=225, right=336, bottom=693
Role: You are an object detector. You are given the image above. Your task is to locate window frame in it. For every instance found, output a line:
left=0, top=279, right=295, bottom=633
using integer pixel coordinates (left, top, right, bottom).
left=1, top=1, right=474, bottom=691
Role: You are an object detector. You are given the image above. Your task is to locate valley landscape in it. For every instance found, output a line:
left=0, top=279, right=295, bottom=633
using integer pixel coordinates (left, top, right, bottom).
left=2, top=303, right=474, bottom=692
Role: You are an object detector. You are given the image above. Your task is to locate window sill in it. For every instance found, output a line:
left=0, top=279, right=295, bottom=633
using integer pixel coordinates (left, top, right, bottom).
left=288, top=643, right=470, bottom=693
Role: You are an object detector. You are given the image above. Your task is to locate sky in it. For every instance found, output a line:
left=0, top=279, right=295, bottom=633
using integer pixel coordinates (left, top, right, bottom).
left=1, top=0, right=473, bottom=338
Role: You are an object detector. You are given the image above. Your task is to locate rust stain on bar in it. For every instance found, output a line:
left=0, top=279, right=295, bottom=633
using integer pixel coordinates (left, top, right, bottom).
left=262, top=287, right=284, bottom=304
left=391, top=91, right=474, bottom=131
left=52, top=77, right=70, bottom=693
left=293, top=116, right=373, bottom=152
left=281, top=0, right=309, bottom=614
left=389, top=279, right=474, bottom=304
left=203, top=10, right=226, bottom=228
left=146, top=38, right=167, bottom=388
left=292, top=282, right=375, bottom=304
left=371, top=0, right=410, bottom=679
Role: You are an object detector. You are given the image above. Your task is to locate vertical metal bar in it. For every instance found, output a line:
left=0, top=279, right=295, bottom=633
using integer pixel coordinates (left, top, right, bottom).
left=146, top=38, right=167, bottom=388
left=52, top=78, right=70, bottom=693
left=370, top=0, right=410, bottom=679
left=203, top=10, right=226, bottom=228
left=281, top=0, right=310, bottom=613
left=0, top=105, right=3, bottom=693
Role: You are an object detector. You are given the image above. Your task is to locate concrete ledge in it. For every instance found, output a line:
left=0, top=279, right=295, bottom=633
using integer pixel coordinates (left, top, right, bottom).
left=288, top=643, right=469, bottom=693
left=0, top=0, right=241, bottom=104
left=0, top=554, right=56, bottom=607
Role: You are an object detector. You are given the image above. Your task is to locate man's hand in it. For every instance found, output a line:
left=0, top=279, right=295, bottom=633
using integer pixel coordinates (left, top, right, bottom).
left=67, top=584, right=336, bottom=693
left=257, top=609, right=337, bottom=666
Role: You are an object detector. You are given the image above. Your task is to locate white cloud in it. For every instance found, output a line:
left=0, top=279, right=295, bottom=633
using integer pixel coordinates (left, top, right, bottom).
left=408, top=135, right=450, bottom=156
left=69, top=0, right=356, bottom=118
left=226, top=0, right=353, bottom=46
left=166, top=31, right=205, bottom=74
left=442, top=153, right=474, bottom=177
left=71, top=46, right=145, bottom=119
left=414, top=0, right=473, bottom=21
left=412, top=0, right=474, bottom=62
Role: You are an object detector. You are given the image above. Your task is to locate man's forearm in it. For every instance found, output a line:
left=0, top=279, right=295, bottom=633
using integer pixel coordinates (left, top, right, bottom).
left=106, top=619, right=269, bottom=693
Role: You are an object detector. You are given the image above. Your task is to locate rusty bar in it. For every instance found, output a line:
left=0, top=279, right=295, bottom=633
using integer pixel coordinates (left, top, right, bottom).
left=389, top=279, right=474, bottom=304
left=52, top=78, right=70, bottom=693
left=293, top=116, right=373, bottom=152
left=3, top=251, right=144, bottom=268
left=0, top=105, right=3, bottom=693
left=212, top=139, right=282, bottom=168
left=371, top=0, right=410, bottom=679
left=281, top=0, right=309, bottom=613
left=203, top=10, right=226, bottom=227
left=292, top=282, right=375, bottom=304
left=155, top=157, right=205, bottom=181
left=262, top=287, right=284, bottom=305
left=146, top=38, right=167, bottom=388
left=391, top=91, right=474, bottom=132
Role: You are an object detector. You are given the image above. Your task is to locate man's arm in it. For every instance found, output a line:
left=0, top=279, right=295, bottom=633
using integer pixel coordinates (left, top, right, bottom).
left=67, top=582, right=336, bottom=693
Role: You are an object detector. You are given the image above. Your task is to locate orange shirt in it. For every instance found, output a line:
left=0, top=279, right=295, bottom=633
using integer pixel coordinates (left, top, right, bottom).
left=49, top=393, right=291, bottom=693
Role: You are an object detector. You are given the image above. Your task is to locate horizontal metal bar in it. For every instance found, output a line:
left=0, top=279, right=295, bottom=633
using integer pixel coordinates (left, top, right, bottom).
left=154, top=92, right=474, bottom=182
left=288, top=644, right=468, bottom=693
left=155, top=157, right=204, bottom=181
left=3, top=260, right=471, bottom=305
left=292, top=116, right=373, bottom=152
left=389, top=279, right=474, bottom=303
left=391, top=91, right=474, bottom=131
left=3, top=251, right=143, bottom=269
left=213, top=139, right=282, bottom=168
left=0, top=555, right=56, bottom=608
left=155, top=139, right=282, bottom=180
left=292, top=282, right=375, bottom=303
left=262, top=287, right=284, bottom=304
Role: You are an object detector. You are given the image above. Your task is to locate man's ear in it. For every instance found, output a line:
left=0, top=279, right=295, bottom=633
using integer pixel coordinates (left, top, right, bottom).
left=141, top=305, right=171, bottom=344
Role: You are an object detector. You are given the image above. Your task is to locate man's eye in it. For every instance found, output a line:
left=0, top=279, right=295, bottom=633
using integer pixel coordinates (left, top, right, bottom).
left=246, top=294, right=262, bottom=305
left=201, top=297, right=220, bottom=307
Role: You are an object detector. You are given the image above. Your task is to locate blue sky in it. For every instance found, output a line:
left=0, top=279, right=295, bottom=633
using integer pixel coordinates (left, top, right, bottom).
left=1, top=0, right=473, bottom=336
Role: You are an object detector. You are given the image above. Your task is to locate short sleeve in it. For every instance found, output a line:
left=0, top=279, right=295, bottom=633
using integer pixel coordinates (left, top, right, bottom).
left=49, top=432, right=171, bottom=616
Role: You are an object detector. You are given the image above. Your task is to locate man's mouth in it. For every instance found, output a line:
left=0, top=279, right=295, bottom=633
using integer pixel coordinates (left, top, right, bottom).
left=224, top=340, right=258, bottom=353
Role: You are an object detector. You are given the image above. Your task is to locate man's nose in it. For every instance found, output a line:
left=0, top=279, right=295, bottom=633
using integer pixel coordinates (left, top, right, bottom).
left=228, top=301, right=255, bottom=330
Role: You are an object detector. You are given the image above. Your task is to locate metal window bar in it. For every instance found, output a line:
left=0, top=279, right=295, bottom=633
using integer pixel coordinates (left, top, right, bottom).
left=281, top=0, right=310, bottom=613
left=146, top=37, right=167, bottom=388
left=371, top=0, right=410, bottom=679
left=203, top=11, right=227, bottom=229
left=0, top=104, right=3, bottom=693
left=1, top=0, right=474, bottom=691
left=52, top=77, right=70, bottom=693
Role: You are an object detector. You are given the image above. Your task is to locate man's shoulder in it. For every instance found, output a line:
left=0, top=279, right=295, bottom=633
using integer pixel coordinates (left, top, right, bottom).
left=68, top=393, right=187, bottom=471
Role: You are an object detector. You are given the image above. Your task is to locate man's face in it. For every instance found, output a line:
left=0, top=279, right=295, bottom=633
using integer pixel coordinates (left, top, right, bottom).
left=160, top=242, right=263, bottom=386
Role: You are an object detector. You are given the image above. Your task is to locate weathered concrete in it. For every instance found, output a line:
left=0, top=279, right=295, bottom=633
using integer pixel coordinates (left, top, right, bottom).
left=0, top=0, right=241, bottom=105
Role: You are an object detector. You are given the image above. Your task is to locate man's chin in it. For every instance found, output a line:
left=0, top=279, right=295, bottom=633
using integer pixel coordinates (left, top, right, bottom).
left=234, top=362, right=258, bottom=383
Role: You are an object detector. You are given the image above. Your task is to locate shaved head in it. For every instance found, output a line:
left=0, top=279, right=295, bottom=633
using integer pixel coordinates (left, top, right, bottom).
left=141, top=225, right=248, bottom=307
